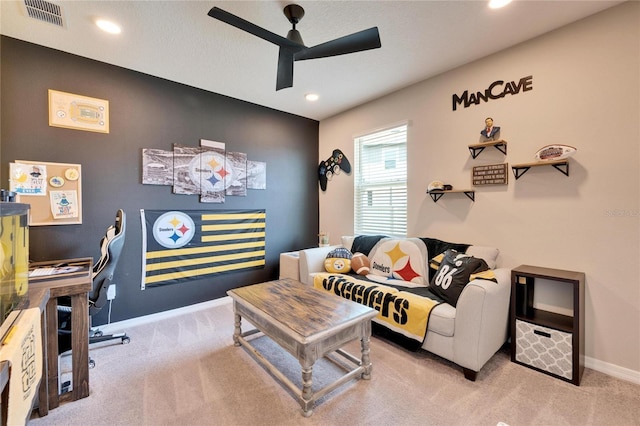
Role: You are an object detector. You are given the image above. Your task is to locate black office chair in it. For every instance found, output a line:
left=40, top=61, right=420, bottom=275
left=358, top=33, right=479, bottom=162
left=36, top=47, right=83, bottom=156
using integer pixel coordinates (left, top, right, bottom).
left=58, top=209, right=130, bottom=370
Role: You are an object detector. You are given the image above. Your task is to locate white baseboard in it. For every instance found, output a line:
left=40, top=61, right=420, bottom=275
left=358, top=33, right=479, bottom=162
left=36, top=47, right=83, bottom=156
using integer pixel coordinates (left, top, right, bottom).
left=97, top=296, right=232, bottom=334
left=585, top=356, right=640, bottom=385
left=96, top=297, right=640, bottom=385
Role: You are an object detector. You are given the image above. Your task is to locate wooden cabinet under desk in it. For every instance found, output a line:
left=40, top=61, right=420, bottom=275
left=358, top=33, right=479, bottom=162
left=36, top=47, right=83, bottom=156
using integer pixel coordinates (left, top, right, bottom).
left=28, top=257, right=93, bottom=410
left=510, top=265, right=585, bottom=385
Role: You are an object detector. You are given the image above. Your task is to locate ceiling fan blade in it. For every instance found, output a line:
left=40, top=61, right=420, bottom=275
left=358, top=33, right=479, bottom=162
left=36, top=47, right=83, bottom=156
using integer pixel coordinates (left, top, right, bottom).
left=276, top=48, right=296, bottom=91
left=208, top=7, right=300, bottom=48
left=295, top=27, right=381, bottom=61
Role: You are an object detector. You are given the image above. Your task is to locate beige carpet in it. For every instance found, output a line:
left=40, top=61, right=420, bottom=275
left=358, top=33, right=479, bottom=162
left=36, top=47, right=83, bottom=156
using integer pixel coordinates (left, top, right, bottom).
left=29, top=300, right=640, bottom=426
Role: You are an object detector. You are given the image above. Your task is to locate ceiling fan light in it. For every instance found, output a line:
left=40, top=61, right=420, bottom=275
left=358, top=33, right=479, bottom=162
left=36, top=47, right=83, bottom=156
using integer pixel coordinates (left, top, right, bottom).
left=489, top=0, right=512, bottom=9
left=96, top=19, right=121, bottom=34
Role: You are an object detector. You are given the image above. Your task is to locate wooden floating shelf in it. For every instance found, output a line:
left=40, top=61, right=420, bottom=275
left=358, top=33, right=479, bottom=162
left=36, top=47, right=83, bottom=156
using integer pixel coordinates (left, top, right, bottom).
left=428, top=189, right=475, bottom=203
left=468, top=139, right=507, bottom=159
left=511, top=159, right=569, bottom=180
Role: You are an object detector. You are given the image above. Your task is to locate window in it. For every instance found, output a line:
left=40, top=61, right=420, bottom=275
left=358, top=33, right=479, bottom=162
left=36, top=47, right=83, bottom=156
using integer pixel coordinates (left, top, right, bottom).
left=354, top=123, right=407, bottom=237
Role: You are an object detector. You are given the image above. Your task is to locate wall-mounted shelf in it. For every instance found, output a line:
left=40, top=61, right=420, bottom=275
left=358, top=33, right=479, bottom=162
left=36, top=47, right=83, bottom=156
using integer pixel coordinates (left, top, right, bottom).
left=428, top=189, right=475, bottom=203
left=511, top=159, right=569, bottom=180
left=468, top=140, right=507, bottom=159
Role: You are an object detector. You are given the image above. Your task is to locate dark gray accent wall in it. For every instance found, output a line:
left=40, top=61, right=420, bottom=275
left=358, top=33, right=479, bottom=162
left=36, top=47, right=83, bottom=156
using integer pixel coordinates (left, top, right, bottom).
left=0, top=36, right=319, bottom=325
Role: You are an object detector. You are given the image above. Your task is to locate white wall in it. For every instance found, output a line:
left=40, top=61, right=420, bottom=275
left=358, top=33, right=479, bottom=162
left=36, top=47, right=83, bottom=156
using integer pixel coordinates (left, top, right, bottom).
left=318, top=2, right=639, bottom=377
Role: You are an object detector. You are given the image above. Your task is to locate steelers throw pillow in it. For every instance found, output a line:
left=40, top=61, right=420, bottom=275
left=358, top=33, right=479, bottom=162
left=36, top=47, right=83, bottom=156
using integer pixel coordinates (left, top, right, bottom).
left=324, top=247, right=353, bottom=274
left=429, top=249, right=494, bottom=307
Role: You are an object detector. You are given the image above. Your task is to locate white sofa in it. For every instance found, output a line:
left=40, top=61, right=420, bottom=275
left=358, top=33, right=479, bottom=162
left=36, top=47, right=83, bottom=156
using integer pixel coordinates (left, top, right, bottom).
left=298, top=236, right=511, bottom=381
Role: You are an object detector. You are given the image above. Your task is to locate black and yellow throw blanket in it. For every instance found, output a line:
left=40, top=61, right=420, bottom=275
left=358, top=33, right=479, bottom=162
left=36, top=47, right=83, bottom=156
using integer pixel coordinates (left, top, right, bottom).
left=314, top=273, right=442, bottom=351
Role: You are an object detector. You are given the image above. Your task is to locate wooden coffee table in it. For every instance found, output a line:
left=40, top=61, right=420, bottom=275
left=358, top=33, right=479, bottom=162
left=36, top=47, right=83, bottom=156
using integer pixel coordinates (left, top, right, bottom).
left=227, top=278, right=378, bottom=417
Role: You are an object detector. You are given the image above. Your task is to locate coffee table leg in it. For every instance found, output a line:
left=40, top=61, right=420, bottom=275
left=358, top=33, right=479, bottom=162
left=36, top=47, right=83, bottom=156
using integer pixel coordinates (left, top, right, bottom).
left=301, top=364, right=314, bottom=417
left=361, top=335, right=372, bottom=380
left=233, top=312, right=242, bottom=347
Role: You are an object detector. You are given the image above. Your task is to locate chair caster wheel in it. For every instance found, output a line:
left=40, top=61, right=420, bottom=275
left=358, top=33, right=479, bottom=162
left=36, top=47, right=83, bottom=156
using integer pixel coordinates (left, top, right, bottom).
left=89, top=359, right=96, bottom=369
left=122, top=336, right=131, bottom=344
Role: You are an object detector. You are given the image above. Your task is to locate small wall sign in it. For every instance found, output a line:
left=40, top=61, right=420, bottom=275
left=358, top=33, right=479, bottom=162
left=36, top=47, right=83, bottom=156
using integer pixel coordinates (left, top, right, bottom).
left=472, top=163, right=508, bottom=186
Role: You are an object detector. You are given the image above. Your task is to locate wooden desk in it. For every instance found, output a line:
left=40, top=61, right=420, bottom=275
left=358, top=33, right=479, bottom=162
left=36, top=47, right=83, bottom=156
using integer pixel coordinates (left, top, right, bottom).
left=29, top=258, right=92, bottom=410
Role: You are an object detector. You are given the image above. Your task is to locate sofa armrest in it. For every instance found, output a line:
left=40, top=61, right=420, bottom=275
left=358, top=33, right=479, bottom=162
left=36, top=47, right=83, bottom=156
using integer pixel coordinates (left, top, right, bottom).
left=298, top=246, right=338, bottom=285
left=452, top=267, right=511, bottom=372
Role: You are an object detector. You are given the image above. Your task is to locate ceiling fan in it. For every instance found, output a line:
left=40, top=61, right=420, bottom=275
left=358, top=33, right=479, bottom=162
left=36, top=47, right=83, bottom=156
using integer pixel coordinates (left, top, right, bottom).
left=208, top=4, right=382, bottom=91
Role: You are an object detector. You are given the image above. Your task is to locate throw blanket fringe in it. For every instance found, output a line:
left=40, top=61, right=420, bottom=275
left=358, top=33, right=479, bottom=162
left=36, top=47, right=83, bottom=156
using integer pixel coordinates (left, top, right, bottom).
left=314, top=273, right=441, bottom=347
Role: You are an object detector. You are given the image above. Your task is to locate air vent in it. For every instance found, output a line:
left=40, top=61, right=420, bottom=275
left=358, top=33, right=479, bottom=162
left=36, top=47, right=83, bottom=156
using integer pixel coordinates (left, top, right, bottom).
left=22, top=0, right=66, bottom=28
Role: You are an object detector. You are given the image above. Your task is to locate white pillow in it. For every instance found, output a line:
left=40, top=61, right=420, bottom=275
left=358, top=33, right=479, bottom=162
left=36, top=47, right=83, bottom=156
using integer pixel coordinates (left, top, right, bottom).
left=466, top=245, right=499, bottom=269
left=341, top=235, right=355, bottom=252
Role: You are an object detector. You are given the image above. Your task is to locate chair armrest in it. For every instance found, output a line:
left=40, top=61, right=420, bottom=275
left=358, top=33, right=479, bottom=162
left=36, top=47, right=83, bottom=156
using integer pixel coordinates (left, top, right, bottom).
left=298, top=246, right=338, bottom=285
left=452, top=267, right=511, bottom=371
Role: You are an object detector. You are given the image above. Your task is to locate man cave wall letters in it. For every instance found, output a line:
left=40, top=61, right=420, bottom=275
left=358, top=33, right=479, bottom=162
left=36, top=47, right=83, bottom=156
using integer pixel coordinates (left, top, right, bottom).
left=452, top=75, right=533, bottom=111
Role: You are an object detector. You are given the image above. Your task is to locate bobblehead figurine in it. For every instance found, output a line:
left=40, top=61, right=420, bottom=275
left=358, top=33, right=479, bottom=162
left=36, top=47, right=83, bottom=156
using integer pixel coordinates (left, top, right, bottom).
left=480, top=117, right=501, bottom=142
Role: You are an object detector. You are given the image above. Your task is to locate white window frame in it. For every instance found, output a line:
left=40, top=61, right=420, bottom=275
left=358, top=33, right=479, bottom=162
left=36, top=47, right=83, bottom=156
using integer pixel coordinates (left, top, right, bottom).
left=354, top=122, right=408, bottom=237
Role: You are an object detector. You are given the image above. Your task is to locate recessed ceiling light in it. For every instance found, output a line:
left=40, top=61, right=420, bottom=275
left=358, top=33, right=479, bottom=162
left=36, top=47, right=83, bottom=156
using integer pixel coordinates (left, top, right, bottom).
left=489, top=0, right=512, bottom=9
left=96, top=19, right=121, bottom=34
left=305, top=93, right=319, bottom=102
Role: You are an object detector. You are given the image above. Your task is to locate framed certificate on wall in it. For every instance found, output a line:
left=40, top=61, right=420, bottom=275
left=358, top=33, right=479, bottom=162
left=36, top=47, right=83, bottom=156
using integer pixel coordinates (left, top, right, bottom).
left=48, top=89, right=109, bottom=134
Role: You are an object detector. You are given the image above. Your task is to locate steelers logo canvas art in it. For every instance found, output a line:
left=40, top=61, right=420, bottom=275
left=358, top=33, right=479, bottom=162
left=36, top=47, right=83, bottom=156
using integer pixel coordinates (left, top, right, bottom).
left=188, top=151, right=234, bottom=194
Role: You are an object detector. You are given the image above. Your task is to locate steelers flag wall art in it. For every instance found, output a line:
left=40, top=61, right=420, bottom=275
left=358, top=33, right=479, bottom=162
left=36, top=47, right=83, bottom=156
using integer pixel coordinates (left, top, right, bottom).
left=140, top=209, right=266, bottom=289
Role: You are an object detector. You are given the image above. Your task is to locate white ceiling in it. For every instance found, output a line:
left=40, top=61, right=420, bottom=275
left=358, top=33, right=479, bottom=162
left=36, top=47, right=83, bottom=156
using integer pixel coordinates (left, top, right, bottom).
left=0, top=0, right=624, bottom=121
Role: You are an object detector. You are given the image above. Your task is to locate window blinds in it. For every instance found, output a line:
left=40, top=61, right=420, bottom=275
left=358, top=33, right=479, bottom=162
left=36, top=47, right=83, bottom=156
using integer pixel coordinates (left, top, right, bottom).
left=354, top=124, right=408, bottom=237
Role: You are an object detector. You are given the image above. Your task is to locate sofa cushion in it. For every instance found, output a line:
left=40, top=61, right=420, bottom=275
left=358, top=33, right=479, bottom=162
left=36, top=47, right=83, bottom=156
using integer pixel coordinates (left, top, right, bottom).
left=368, top=238, right=428, bottom=285
left=466, top=245, right=499, bottom=269
left=427, top=303, right=456, bottom=337
left=429, top=249, right=491, bottom=307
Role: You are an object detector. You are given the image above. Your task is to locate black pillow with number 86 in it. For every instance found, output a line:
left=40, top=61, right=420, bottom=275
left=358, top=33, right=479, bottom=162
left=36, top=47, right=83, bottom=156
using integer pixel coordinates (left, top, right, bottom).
left=429, top=249, right=493, bottom=307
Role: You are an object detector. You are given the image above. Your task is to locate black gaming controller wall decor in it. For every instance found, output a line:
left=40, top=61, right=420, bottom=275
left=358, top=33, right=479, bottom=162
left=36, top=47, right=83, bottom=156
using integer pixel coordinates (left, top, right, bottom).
left=318, top=149, right=351, bottom=191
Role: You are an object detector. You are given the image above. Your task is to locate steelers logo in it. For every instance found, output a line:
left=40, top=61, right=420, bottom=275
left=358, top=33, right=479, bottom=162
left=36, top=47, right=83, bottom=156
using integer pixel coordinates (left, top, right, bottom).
left=332, top=259, right=346, bottom=271
left=152, top=211, right=195, bottom=249
left=188, top=152, right=234, bottom=193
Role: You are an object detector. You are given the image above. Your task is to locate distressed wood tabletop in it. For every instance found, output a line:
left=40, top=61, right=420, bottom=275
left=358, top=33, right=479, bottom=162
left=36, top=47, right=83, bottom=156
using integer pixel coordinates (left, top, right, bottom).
left=228, top=278, right=375, bottom=338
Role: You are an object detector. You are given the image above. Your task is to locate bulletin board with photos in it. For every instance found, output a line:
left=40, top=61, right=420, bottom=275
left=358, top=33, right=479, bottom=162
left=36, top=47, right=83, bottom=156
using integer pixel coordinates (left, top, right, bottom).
left=11, top=160, right=82, bottom=226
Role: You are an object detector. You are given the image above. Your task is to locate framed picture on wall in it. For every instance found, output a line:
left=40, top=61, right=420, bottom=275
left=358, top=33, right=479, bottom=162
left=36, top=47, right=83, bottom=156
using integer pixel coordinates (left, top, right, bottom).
left=48, top=89, right=110, bottom=133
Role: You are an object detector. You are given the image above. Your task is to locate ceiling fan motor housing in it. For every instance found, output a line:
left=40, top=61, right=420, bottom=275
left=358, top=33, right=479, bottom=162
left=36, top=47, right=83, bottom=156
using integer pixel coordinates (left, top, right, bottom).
left=284, top=4, right=305, bottom=25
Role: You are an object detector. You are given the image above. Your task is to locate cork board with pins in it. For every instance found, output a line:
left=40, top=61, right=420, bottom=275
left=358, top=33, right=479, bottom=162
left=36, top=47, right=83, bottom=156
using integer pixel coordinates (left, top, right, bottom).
left=12, top=160, right=82, bottom=226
